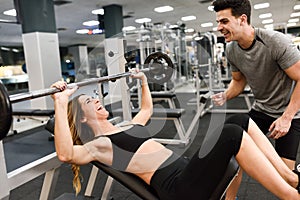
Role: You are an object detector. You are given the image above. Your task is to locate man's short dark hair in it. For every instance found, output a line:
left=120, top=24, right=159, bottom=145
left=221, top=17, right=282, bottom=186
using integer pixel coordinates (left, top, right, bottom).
left=212, top=0, right=251, bottom=24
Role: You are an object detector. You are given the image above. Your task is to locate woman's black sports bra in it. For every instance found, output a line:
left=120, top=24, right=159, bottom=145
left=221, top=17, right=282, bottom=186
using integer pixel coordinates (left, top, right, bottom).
left=95, top=124, right=152, bottom=170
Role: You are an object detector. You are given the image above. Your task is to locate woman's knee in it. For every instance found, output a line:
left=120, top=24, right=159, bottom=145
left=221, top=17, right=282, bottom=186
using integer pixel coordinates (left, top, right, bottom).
left=222, top=124, right=244, bottom=139
left=220, top=124, right=244, bottom=155
left=225, top=114, right=250, bottom=131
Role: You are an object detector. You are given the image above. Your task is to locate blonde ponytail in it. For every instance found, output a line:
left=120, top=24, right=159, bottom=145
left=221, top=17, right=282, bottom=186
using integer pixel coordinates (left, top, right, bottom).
left=71, top=164, right=82, bottom=195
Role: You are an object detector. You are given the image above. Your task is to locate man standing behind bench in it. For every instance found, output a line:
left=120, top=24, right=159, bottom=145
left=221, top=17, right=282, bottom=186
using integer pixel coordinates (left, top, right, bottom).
left=211, top=0, right=300, bottom=199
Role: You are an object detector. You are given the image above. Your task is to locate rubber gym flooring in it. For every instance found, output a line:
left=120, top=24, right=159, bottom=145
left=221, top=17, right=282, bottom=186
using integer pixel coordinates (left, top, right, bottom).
left=4, top=92, right=298, bottom=200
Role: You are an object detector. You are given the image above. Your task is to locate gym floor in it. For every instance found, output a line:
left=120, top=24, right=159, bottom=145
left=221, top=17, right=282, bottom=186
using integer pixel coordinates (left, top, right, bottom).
left=3, top=83, right=298, bottom=200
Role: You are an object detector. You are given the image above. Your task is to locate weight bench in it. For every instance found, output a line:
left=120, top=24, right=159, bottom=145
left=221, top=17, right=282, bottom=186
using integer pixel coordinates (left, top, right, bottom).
left=44, top=118, right=239, bottom=200
left=11, top=109, right=55, bottom=134
left=45, top=116, right=122, bottom=141
left=112, top=107, right=188, bottom=145
left=13, top=109, right=55, bottom=119
left=188, top=88, right=253, bottom=114
left=87, top=157, right=239, bottom=200
left=131, top=91, right=179, bottom=108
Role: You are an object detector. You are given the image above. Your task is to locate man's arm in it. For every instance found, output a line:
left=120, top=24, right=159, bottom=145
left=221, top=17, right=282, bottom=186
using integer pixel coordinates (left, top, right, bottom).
left=212, top=71, right=247, bottom=106
left=225, top=71, right=248, bottom=100
left=282, top=61, right=300, bottom=119
left=269, top=60, right=300, bottom=139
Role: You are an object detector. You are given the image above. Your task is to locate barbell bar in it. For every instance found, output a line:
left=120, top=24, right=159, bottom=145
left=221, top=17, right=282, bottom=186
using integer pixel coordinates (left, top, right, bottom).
left=0, top=52, right=174, bottom=140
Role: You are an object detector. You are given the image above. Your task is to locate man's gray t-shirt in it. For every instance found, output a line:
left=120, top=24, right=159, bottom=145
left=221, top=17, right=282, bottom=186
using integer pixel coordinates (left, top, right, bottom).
left=226, top=28, right=300, bottom=118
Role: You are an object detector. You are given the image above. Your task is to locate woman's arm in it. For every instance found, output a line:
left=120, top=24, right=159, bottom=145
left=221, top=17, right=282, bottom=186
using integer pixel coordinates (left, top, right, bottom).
left=131, top=71, right=153, bottom=125
left=51, top=81, right=93, bottom=165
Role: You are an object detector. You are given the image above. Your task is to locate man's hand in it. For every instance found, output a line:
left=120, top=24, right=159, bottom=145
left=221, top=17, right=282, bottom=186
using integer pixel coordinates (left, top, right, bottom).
left=268, top=116, right=292, bottom=139
left=211, top=92, right=227, bottom=106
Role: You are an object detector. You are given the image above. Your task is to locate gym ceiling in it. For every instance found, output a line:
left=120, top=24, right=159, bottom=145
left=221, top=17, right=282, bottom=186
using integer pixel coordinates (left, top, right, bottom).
left=0, top=0, right=297, bottom=47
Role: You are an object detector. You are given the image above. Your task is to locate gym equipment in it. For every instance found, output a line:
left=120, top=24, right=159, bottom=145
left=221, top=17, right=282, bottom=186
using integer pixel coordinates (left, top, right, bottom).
left=144, top=52, right=174, bottom=84
left=113, top=107, right=187, bottom=145
left=44, top=117, right=240, bottom=200
left=0, top=52, right=174, bottom=140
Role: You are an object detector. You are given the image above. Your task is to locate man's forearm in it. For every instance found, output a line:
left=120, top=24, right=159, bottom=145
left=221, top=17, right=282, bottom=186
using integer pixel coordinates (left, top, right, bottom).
left=283, top=81, right=300, bottom=120
left=225, top=79, right=247, bottom=100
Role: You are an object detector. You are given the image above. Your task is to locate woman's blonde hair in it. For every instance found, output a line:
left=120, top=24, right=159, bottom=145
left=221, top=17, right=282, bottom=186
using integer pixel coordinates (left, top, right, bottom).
left=67, top=94, right=93, bottom=195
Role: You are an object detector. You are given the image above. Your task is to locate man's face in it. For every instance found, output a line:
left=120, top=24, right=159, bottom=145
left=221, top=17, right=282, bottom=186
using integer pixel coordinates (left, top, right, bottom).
left=216, top=8, right=242, bottom=42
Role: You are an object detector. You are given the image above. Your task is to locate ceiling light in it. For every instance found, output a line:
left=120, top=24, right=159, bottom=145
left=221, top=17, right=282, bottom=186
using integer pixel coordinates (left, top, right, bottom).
left=201, top=22, right=213, bottom=27
left=1, top=47, right=10, bottom=51
left=154, top=6, right=174, bottom=13
left=262, top=19, right=273, bottom=24
left=83, top=20, right=100, bottom=27
left=254, top=3, right=270, bottom=10
left=169, top=24, right=179, bottom=29
left=12, top=48, right=20, bottom=53
left=3, top=9, right=16, bottom=16
left=122, top=26, right=136, bottom=31
left=92, top=29, right=103, bottom=34
left=294, top=5, right=300, bottom=10
left=264, top=24, right=273, bottom=29
left=185, top=28, right=195, bottom=33
left=75, top=28, right=104, bottom=35
left=208, top=6, right=214, bottom=12
left=92, top=8, right=104, bottom=15
left=259, top=13, right=272, bottom=19
left=288, top=18, right=299, bottom=23
left=135, top=18, right=151, bottom=24
left=291, top=12, right=300, bottom=17
left=194, top=36, right=204, bottom=41
left=0, top=19, right=15, bottom=23
left=181, top=15, right=196, bottom=21
left=76, top=29, right=89, bottom=34
left=287, top=23, right=297, bottom=27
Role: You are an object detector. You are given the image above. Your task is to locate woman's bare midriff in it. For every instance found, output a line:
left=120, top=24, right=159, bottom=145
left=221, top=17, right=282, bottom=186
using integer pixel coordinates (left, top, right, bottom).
left=126, top=139, right=173, bottom=184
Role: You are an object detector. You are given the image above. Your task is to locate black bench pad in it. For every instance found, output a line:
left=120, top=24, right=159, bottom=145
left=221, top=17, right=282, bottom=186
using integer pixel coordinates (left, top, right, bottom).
left=13, top=109, right=55, bottom=116
left=198, top=88, right=251, bottom=95
left=113, top=108, right=185, bottom=118
left=131, top=91, right=176, bottom=98
left=92, top=157, right=238, bottom=200
left=92, top=161, right=159, bottom=200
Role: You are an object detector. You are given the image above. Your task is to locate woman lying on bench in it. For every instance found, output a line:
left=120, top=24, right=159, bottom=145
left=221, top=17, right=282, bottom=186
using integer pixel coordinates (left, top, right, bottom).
left=50, top=69, right=300, bottom=200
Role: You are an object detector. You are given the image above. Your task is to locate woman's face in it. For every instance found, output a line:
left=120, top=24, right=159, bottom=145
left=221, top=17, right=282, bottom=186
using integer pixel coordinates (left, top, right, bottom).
left=78, top=95, right=109, bottom=121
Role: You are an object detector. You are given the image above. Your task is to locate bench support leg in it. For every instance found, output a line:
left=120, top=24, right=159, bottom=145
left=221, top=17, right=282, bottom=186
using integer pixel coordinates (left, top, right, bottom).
left=39, top=167, right=60, bottom=200
left=101, top=176, right=114, bottom=200
left=85, top=165, right=99, bottom=196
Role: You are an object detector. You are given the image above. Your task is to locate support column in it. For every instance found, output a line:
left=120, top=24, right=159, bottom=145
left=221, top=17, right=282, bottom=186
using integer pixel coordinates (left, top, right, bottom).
left=68, top=45, right=90, bottom=80
left=104, top=38, right=131, bottom=121
left=103, top=4, right=123, bottom=38
left=15, top=0, right=62, bottom=109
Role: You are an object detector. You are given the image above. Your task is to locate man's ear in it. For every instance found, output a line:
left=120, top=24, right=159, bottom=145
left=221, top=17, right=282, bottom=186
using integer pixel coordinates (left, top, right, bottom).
left=240, top=14, right=247, bottom=24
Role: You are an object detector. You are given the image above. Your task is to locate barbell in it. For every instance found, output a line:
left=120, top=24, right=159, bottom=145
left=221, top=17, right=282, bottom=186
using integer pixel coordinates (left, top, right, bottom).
left=0, top=52, right=174, bottom=140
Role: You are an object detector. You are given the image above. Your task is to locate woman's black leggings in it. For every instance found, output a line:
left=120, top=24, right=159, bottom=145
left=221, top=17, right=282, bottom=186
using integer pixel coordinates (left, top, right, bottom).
left=150, top=114, right=249, bottom=200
